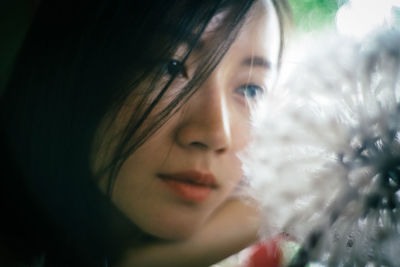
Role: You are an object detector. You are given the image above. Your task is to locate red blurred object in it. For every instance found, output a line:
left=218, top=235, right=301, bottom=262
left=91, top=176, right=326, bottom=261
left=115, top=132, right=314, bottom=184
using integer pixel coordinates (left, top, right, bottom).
left=244, top=238, right=282, bottom=267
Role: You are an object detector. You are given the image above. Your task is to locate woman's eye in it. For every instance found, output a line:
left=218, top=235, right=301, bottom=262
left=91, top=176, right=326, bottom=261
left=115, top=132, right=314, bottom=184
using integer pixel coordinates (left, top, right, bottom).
left=164, top=59, right=188, bottom=78
left=236, top=84, right=265, bottom=99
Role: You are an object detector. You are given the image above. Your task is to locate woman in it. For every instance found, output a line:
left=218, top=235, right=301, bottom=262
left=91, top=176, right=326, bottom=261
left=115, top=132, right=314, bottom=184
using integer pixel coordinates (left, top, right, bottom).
left=0, top=0, right=291, bottom=266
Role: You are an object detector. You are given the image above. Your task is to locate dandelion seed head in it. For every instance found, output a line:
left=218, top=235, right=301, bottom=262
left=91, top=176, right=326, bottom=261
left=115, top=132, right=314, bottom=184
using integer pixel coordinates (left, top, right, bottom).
left=242, top=30, right=400, bottom=266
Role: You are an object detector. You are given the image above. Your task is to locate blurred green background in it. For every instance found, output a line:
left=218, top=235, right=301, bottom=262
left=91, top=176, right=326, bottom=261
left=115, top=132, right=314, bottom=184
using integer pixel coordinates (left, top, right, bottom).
left=288, top=0, right=341, bottom=32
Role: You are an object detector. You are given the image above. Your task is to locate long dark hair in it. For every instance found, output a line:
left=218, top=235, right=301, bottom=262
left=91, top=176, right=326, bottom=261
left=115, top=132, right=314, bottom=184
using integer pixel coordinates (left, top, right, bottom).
left=0, top=0, right=291, bottom=265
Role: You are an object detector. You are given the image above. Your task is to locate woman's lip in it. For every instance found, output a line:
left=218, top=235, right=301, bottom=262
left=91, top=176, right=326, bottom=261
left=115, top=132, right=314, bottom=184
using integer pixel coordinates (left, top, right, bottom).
left=158, top=171, right=218, bottom=203
left=159, top=171, right=218, bottom=187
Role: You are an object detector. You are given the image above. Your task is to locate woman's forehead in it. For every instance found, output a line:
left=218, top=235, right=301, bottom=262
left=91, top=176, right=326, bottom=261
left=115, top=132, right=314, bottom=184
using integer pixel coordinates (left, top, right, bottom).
left=229, top=1, right=280, bottom=66
left=204, top=1, right=269, bottom=34
left=204, top=10, right=229, bottom=33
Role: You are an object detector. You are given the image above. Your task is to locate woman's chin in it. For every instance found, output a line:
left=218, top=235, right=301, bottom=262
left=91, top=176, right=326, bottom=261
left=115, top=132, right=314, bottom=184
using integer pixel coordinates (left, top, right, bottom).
left=140, top=218, right=203, bottom=241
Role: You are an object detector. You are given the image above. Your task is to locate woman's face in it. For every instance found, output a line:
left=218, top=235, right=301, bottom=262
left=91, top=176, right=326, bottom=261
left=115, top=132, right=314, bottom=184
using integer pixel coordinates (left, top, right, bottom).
left=93, top=1, right=280, bottom=240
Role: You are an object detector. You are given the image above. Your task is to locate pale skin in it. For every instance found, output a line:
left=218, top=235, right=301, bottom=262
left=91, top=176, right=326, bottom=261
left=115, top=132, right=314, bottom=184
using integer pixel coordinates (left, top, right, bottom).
left=91, top=1, right=281, bottom=266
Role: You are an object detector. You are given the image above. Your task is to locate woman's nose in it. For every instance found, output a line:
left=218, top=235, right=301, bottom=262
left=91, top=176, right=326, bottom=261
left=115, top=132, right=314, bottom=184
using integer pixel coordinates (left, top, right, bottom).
left=175, top=77, right=232, bottom=154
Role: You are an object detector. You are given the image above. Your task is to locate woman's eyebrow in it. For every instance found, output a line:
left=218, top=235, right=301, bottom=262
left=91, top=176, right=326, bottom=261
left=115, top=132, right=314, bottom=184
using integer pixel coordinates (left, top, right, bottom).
left=241, top=56, right=271, bottom=69
left=158, top=28, right=204, bottom=49
left=169, top=33, right=205, bottom=52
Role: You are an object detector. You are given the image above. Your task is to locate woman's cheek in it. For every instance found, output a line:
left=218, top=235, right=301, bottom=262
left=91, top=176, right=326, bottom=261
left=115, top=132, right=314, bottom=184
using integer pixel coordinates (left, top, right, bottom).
left=227, top=123, right=252, bottom=185
left=230, top=101, right=253, bottom=148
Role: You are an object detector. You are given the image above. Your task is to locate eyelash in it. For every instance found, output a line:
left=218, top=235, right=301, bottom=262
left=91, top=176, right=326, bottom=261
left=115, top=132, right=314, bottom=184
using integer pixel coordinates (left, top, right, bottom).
left=163, top=59, right=188, bottom=78
left=236, top=84, right=265, bottom=100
